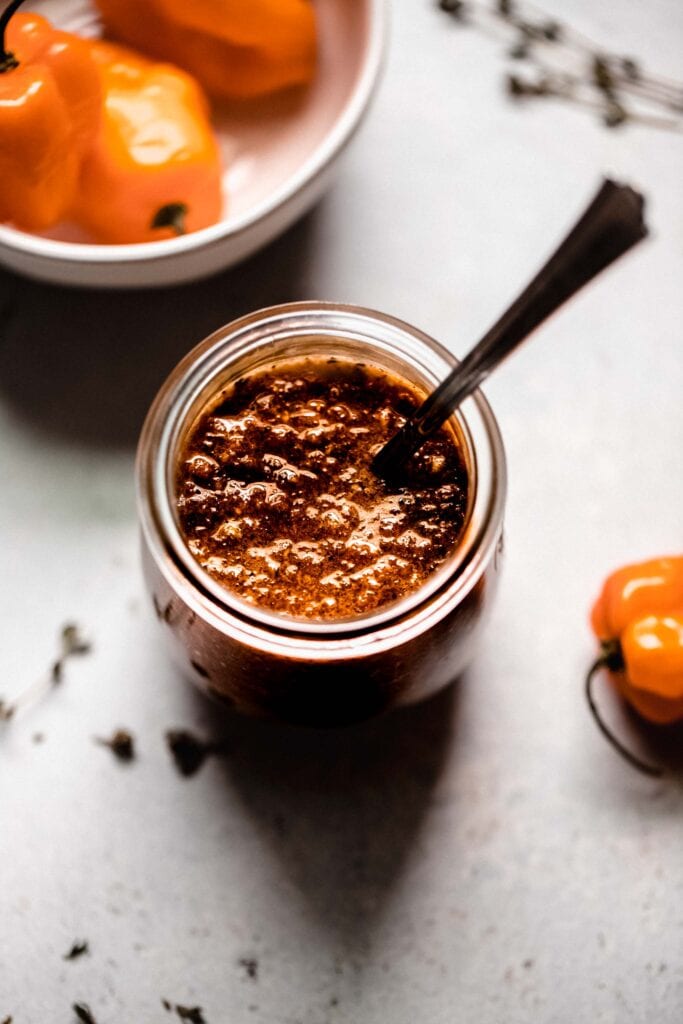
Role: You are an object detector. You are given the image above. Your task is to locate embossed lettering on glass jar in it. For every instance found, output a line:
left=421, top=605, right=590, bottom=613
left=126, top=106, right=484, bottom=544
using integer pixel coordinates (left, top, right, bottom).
left=136, top=303, right=506, bottom=726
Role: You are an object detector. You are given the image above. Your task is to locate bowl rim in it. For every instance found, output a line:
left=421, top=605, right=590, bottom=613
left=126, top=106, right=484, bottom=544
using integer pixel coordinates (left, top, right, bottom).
left=0, top=0, right=388, bottom=266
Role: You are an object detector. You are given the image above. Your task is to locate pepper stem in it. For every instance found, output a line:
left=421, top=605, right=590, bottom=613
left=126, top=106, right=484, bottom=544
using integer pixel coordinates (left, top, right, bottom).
left=585, top=641, right=663, bottom=778
left=0, top=0, right=28, bottom=72
left=151, top=203, right=189, bottom=237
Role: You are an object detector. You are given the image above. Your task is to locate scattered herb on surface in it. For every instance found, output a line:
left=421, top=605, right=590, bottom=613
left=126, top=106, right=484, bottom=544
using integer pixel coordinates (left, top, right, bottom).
left=95, top=729, right=136, bottom=762
left=238, top=956, right=259, bottom=981
left=32, top=732, right=45, bottom=743
left=63, top=940, right=90, bottom=961
left=162, top=1004, right=206, bottom=1024
left=73, top=1004, right=97, bottom=1024
left=438, top=0, right=683, bottom=131
left=175, top=1008, right=206, bottom=1024
left=0, top=623, right=91, bottom=722
left=56, top=624, right=92, bottom=671
left=165, top=729, right=227, bottom=777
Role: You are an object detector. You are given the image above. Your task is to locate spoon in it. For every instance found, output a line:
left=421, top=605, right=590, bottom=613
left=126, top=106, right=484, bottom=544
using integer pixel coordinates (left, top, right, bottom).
left=372, top=178, right=647, bottom=479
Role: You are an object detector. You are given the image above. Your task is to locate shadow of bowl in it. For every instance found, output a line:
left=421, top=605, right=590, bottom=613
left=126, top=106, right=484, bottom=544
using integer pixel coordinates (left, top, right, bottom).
left=0, top=210, right=320, bottom=450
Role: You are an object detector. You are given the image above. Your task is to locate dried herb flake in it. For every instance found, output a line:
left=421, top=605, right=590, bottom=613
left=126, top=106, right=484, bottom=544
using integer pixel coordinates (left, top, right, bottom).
left=439, top=0, right=466, bottom=16
left=165, top=729, right=227, bottom=778
left=60, top=623, right=91, bottom=659
left=63, top=940, right=89, bottom=961
left=73, top=1004, right=97, bottom=1024
left=0, top=700, right=15, bottom=722
left=176, top=1007, right=206, bottom=1024
left=95, top=729, right=136, bottom=762
left=162, top=1004, right=206, bottom=1024
left=238, top=956, right=259, bottom=981
left=542, top=20, right=561, bottom=41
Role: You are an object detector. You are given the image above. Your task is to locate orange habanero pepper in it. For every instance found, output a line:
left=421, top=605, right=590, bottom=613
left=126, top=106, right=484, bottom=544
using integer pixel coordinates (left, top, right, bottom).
left=73, top=41, right=223, bottom=244
left=586, top=555, right=683, bottom=775
left=0, top=0, right=101, bottom=230
left=93, top=0, right=317, bottom=100
left=153, top=0, right=316, bottom=50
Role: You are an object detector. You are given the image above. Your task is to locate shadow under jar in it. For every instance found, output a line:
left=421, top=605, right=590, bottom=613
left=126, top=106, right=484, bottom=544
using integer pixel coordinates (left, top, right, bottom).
left=137, top=303, right=506, bottom=726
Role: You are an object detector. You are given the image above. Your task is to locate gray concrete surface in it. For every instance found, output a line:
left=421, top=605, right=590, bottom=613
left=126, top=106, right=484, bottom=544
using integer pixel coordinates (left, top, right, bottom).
left=1, top=2, right=682, bottom=1021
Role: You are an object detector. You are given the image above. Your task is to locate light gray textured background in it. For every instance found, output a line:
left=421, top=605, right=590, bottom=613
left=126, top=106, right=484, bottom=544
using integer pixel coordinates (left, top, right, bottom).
left=1, top=2, right=682, bottom=1022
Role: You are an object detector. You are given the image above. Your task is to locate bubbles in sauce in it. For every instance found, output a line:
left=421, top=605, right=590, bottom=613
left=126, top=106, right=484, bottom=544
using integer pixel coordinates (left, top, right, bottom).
left=175, top=358, right=470, bottom=620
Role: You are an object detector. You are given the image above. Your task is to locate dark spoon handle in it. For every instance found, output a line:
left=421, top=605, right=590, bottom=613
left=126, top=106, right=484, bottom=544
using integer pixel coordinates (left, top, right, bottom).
left=372, top=178, right=647, bottom=479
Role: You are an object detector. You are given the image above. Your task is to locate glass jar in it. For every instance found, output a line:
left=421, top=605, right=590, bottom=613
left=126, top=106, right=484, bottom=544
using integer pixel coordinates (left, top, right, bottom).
left=136, top=302, right=506, bottom=726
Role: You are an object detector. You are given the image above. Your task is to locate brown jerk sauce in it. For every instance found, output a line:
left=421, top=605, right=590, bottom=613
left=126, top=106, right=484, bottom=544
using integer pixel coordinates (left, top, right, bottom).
left=175, top=358, right=470, bottom=620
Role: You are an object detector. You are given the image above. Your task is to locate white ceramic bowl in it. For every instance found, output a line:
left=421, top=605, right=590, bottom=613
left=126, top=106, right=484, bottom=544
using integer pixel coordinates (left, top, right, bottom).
left=0, top=0, right=386, bottom=288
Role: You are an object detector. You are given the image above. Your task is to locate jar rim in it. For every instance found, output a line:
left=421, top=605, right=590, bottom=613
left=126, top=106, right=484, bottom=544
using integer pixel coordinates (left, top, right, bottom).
left=136, top=302, right=507, bottom=641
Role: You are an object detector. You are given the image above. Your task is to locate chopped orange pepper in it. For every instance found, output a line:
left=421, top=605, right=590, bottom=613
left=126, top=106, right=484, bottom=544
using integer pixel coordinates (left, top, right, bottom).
left=93, top=0, right=317, bottom=100
left=587, top=555, right=683, bottom=775
left=73, top=41, right=223, bottom=244
left=0, top=0, right=101, bottom=230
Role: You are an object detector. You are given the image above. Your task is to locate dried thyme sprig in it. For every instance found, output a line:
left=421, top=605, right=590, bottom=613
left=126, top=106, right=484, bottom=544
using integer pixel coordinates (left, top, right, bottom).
left=438, top=0, right=683, bottom=131
left=0, top=623, right=91, bottom=722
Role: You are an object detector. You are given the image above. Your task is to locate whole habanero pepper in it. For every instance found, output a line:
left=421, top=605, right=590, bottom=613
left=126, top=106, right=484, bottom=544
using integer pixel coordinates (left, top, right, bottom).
left=0, top=0, right=101, bottom=230
left=73, top=40, right=223, bottom=244
left=586, top=555, right=683, bottom=776
left=93, top=0, right=317, bottom=100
